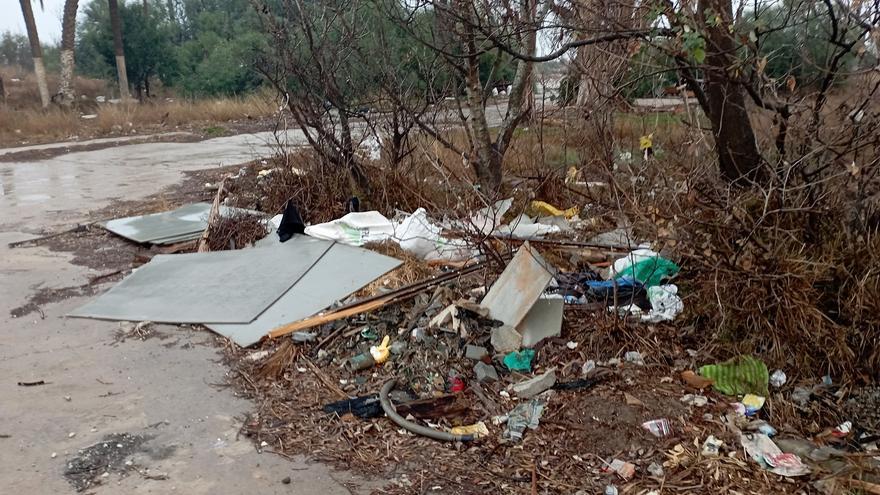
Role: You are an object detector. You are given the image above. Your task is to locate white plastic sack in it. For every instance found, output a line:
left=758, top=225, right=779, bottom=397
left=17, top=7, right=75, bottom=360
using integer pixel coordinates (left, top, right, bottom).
left=615, top=284, right=683, bottom=323
left=494, top=214, right=561, bottom=239
left=612, top=248, right=659, bottom=276
left=470, top=198, right=513, bottom=234
left=394, top=208, right=476, bottom=262
left=304, top=211, right=394, bottom=246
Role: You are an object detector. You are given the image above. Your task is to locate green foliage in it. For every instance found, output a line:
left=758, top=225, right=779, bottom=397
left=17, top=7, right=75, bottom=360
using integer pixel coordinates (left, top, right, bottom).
left=0, top=31, right=60, bottom=72
left=0, top=32, right=33, bottom=68
left=741, top=0, right=870, bottom=86
left=77, top=0, right=178, bottom=94
left=619, top=45, right=679, bottom=98
left=76, top=0, right=266, bottom=97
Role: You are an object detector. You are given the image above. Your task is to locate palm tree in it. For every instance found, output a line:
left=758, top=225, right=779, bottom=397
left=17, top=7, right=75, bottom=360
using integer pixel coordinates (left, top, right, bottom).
left=58, top=0, right=79, bottom=106
left=18, top=0, right=50, bottom=108
left=107, top=0, right=131, bottom=100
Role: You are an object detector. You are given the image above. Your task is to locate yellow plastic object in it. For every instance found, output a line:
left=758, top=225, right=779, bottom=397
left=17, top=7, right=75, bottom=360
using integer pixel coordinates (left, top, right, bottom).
left=639, top=134, right=654, bottom=150
left=529, top=200, right=579, bottom=219
left=450, top=422, right=489, bottom=438
left=369, top=335, right=391, bottom=364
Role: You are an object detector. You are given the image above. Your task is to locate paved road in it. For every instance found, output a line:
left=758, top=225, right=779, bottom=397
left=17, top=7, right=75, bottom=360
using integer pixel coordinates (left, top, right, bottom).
left=0, top=131, right=371, bottom=494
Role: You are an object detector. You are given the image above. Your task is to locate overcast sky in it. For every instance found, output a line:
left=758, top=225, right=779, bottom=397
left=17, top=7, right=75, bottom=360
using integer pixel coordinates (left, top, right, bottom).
left=3, top=0, right=72, bottom=43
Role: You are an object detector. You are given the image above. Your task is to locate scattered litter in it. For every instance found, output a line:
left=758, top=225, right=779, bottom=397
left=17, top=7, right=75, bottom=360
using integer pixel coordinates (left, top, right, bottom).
left=449, top=422, right=489, bottom=439
left=304, top=211, right=394, bottom=246
left=607, top=458, right=636, bottom=480
left=17, top=380, right=47, bottom=387
left=681, top=394, right=708, bottom=407
left=395, top=208, right=475, bottom=262
left=742, top=394, right=766, bottom=415
left=511, top=368, right=556, bottom=398
left=698, top=355, right=769, bottom=396
left=504, top=397, right=547, bottom=440
left=369, top=336, right=392, bottom=364
left=642, top=418, right=672, bottom=437
left=503, top=349, right=536, bottom=372
left=613, top=249, right=679, bottom=287
left=624, top=351, right=645, bottom=366
left=741, top=433, right=810, bottom=477
left=491, top=325, right=522, bottom=354
left=702, top=435, right=723, bottom=456
left=647, top=462, right=664, bottom=477
left=323, top=395, right=383, bottom=419
left=527, top=200, right=579, bottom=219
left=291, top=331, right=317, bottom=343
left=832, top=421, right=852, bottom=438
left=770, top=369, right=787, bottom=388
left=465, top=345, right=488, bottom=361
left=566, top=341, right=578, bottom=350
left=474, top=362, right=499, bottom=382
left=495, top=213, right=562, bottom=239
left=582, top=360, right=596, bottom=375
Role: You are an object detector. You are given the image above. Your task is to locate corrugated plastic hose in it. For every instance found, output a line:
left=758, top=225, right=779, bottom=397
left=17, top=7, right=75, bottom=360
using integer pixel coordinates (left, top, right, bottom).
left=379, top=379, right=475, bottom=443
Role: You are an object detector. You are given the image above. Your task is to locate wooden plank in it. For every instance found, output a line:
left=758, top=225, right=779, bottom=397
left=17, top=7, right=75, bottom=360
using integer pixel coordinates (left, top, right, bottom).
left=266, top=295, right=394, bottom=338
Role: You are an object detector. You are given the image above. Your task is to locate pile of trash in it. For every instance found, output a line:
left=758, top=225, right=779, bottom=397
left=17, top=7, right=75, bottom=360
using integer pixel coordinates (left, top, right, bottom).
left=67, top=190, right=879, bottom=494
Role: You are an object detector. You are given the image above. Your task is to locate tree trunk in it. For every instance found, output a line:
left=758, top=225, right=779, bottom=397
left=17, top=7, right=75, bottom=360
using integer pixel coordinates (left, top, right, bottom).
left=18, top=0, right=50, bottom=108
left=698, top=0, right=765, bottom=184
left=58, top=0, right=79, bottom=106
left=459, top=7, right=501, bottom=193
left=108, top=0, right=131, bottom=100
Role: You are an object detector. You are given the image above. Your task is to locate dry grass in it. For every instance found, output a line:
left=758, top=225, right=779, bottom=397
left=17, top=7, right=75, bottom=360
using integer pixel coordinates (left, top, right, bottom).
left=0, top=66, right=278, bottom=146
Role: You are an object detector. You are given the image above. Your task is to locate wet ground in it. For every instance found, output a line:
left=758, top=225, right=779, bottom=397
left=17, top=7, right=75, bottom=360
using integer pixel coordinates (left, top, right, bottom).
left=0, top=131, right=370, bottom=494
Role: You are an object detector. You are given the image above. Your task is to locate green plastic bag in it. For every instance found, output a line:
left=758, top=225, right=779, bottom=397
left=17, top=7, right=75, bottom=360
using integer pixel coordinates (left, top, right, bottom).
left=615, top=256, right=680, bottom=288
left=503, top=349, right=536, bottom=372
left=699, top=355, right=769, bottom=396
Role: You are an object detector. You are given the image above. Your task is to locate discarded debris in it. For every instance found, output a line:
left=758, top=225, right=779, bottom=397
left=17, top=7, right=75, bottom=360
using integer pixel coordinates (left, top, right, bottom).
left=503, top=349, right=536, bottom=372
left=512, top=368, right=556, bottom=398
left=699, top=355, right=769, bottom=396
left=323, top=395, right=383, bottom=419
left=480, top=242, right=556, bottom=328
left=504, top=396, right=547, bottom=440
left=491, top=325, right=522, bottom=354
left=17, top=380, right=47, bottom=387
left=740, top=432, right=810, bottom=477
left=642, top=418, right=672, bottom=438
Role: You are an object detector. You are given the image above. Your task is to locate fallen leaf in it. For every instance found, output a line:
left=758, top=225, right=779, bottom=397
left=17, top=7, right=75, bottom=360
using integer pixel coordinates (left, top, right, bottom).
left=681, top=370, right=714, bottom=390
left=624, top=392, right=645, bottom=407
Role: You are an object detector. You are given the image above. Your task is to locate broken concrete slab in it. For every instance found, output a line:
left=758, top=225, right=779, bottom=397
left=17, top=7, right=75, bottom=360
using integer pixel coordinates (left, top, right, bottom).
left=465, top=345, right=488, bottom=361
left=480, top=241, right=555, bottom=328
left=69, top=237, right=333, bottom=324
left=512, top=368, right=556, bottom=398
left=491, top=325, right=522, bottom=354
left=474, top=362, right=499, bottom=382
left=518, top=297, right=563, bottom=348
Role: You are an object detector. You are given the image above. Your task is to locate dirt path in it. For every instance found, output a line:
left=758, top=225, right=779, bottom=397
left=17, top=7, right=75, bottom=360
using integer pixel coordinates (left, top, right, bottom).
left=0, top=135, right=370, bottom=494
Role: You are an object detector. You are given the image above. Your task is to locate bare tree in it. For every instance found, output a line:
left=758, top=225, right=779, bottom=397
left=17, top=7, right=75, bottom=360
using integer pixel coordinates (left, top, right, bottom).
left=58, top=0, right=80, bottom=106
left=108, top=0, right=131, bottom=100
left=18, top=0, right=50, bottom=108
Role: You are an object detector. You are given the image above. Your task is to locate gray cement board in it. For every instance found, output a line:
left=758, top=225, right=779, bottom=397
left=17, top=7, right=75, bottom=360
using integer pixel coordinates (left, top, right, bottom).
left=479, top=241, right=556, bottom=328
left=518, top=297, right=564, bottom=348
left=103, top=203, right=265, bottom=245
left=206, top=242, right=402, bottom=347
left=69, top=237, right=333, bottom=324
